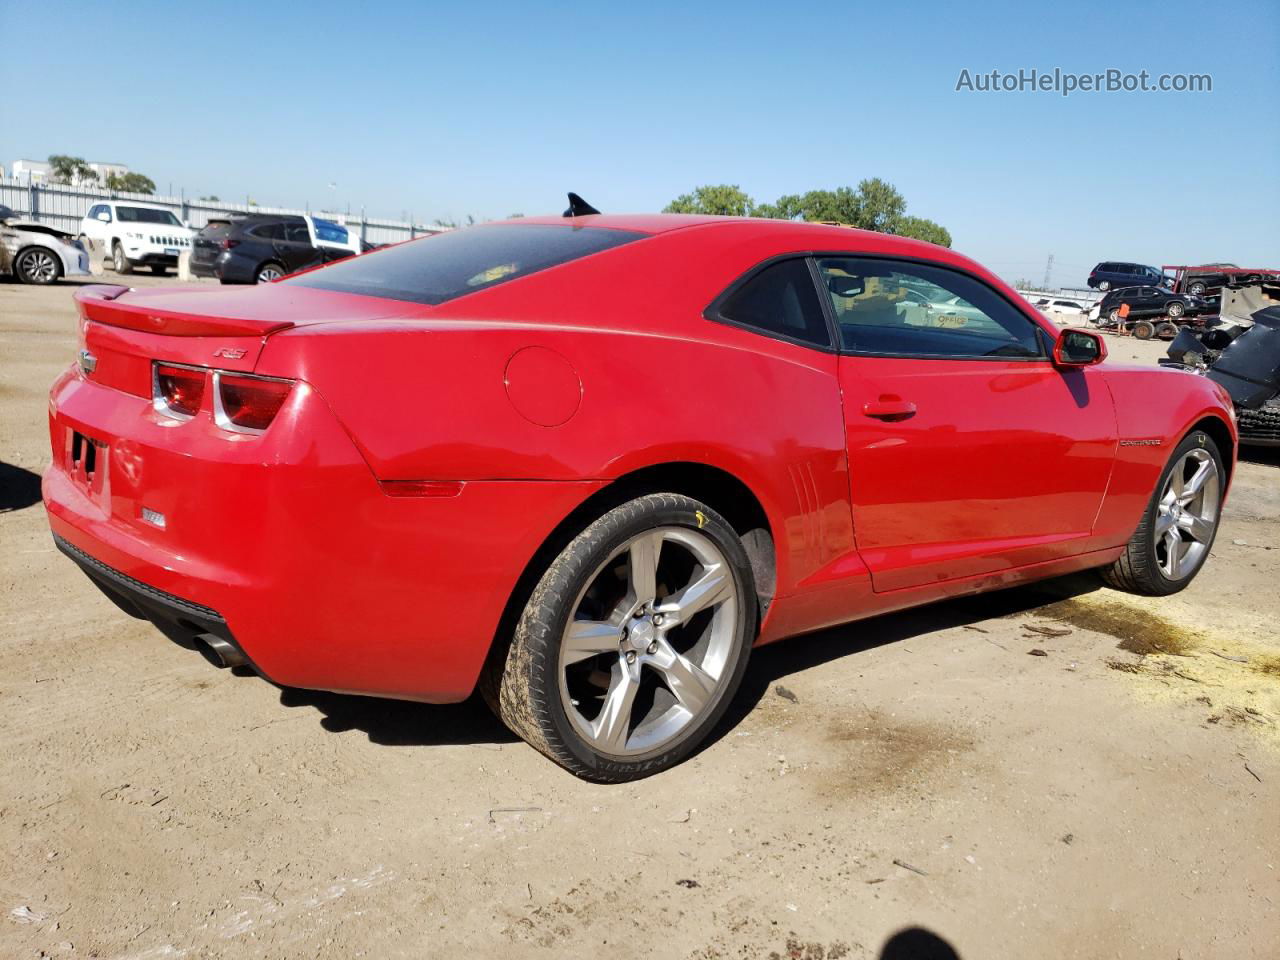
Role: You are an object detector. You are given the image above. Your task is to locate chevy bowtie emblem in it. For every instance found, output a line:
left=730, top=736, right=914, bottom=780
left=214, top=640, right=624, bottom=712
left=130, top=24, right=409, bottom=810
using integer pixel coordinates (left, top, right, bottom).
left=213, top=348, right=247, bottom=359
left=78, top=349, right=97, bottom=374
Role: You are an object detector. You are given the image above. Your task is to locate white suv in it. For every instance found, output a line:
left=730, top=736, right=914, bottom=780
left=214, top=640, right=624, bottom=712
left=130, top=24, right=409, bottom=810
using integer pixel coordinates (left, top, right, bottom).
left=79, top=202, right=194, bottom=276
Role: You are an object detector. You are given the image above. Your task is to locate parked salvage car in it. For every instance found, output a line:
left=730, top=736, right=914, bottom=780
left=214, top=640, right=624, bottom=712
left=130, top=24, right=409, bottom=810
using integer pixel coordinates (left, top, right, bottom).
left=0, top=205, right=90, bottom=285
left=44, top=206, right=1237, bottom=782
left=1163, top=306, right=1280, bottom=447
left=1087, top=261, right=1169, bottom=291
left=1164, top=263, right=1280, bottom=297
left=1096, top=286, right=1212, bottom=326
left=78, top=202, right=194, bottom=276
left=1038, top=298, right=1088, bottom=319
left=190, top=214, right=361, bottom=284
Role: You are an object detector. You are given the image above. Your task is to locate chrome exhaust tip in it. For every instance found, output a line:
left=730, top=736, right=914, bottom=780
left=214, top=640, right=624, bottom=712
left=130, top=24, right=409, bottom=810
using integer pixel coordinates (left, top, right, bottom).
left=200, top=634, right=248, bottom=668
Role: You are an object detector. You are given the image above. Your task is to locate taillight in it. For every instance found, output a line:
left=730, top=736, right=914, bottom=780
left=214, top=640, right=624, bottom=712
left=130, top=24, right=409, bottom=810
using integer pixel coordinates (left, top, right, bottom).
left=154, top=363, right=206, bottom=419
left=220, top=238, right=240, bottom=250
left=214, top=373, right=293, bottom=432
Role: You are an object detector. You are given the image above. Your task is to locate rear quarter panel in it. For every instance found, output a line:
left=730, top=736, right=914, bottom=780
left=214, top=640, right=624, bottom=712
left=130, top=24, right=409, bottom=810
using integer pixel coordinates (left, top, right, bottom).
left=255, top=228, right=861, bottom=598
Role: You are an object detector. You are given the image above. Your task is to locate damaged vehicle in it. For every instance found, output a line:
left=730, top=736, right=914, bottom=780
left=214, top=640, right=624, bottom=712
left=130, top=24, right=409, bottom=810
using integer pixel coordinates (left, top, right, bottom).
left=1162, top=290, right=1280, bottom=447
left=0, top=205, right=91, bottom=285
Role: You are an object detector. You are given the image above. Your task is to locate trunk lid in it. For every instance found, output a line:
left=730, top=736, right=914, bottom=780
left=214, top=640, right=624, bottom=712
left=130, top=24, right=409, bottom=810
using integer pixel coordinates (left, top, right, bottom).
left=74, top=282, right=425, bottom=399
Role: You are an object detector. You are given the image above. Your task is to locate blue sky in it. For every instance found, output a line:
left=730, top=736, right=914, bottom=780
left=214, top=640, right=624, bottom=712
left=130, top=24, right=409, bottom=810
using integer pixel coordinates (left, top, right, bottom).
left=1, top=0, right=1276, bottom=287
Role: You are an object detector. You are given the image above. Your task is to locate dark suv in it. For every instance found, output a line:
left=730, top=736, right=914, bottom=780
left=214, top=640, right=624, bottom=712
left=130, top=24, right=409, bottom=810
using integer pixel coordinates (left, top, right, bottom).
left=1087, top=261, right=1169, bottom=291
left=191, top=214, right=361, bottom=284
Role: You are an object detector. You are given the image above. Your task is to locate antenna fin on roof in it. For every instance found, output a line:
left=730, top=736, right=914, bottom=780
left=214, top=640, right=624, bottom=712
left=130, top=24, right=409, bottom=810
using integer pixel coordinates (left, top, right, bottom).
left=563, top=192, right=601, bottom=218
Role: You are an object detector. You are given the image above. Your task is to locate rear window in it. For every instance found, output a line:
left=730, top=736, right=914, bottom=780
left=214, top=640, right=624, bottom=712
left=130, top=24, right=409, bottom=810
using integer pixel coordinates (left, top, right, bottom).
left=200, top=220, right=232, bottom=237
left=313, top=218, right=349, bottom=244
left=116, top=206, right=182, bottom=226
left=287, top=223, right=644, bottom=305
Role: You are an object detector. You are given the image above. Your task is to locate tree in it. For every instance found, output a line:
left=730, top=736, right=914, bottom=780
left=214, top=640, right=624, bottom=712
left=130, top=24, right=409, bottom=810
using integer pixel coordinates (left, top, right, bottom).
left=664, top=177, right=951, bottom=247
left=891, top=215, right=951, bottom=248
left=663, top=184, right=754, bottom=217
left=104, top=172, right=156, bottom=194
left=48, top=155, right=97, bottom=185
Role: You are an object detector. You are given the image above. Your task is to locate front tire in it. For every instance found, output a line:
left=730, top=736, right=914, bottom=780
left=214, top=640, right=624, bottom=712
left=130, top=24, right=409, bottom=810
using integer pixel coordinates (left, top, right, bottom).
left=1167, top=301, right=1185, bottom=318
left=1101, top=430, right=1225, bottom=596
left=15, top=248, right=60, bottom=284
left=489, top=493, right=757, bottom=782
left=112, top=242, right=133, bottom=275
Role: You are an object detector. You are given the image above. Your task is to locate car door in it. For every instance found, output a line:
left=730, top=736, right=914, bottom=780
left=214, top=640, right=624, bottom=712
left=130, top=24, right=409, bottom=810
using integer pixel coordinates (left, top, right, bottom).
left=819, top=256, right=1117, bottom=592
left=1132, top=286, right=1161, bottom=316
left=84, top=204, right=110, bottom=248
left=277, top=221, right=323, bottom=274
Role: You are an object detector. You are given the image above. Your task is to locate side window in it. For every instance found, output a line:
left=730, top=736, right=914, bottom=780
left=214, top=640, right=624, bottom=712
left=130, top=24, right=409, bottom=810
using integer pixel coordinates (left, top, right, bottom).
left=816, top=257, right=1046, bottom=359
left=712, top=258, right=831, bottom=348
left=312, top=219, right=348, bottom=244
left=251, top=222, right=286, bottom=241
left=284, top=222, right=311, bottom=243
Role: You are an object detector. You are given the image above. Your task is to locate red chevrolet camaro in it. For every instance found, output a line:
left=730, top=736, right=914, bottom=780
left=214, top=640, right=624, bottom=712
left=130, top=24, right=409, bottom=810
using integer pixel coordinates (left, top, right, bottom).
left=44, top=209, right=1236, bottom=781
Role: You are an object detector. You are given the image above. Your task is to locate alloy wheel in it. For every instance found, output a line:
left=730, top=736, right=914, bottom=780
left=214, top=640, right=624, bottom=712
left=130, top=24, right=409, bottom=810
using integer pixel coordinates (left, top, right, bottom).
left=257, top=265, right=283, bottom=283
left=20, top=250, right=57, bottom=283
left=557, top=526, right=739, bottom=757
left=1153, top=448, right=1220, bottom=581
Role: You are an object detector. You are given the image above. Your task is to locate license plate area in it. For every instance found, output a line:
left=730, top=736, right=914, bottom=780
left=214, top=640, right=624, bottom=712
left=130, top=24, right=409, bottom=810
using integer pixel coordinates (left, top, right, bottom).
left=164, top=247, right=180, bottom=256
left=69, top=429, right=108, bottom=497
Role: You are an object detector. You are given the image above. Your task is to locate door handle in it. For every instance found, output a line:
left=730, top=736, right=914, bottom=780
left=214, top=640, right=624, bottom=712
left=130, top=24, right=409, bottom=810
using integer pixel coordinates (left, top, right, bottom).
left=862, top=397, right=917, bottom=421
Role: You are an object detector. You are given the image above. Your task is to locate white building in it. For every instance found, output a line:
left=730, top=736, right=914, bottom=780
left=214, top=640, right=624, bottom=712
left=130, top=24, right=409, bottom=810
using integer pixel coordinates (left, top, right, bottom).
left=11, top=159, right=51, bottom=183
left=9, top=159, right=130, bottom=185
left=88, top=161, right=129, bottom=182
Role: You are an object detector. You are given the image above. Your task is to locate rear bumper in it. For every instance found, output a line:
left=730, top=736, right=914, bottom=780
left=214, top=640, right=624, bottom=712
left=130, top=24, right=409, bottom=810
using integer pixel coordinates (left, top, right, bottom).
left=44, top=364, right=605, bottom=702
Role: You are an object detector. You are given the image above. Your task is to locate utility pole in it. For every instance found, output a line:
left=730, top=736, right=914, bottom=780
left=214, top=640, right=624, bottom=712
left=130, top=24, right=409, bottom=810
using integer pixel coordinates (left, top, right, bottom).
left=1043, top=254, right=1054, bottom=289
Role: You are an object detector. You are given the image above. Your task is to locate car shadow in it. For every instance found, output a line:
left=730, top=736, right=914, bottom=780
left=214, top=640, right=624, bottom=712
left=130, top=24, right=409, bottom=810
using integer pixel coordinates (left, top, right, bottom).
left=711, top=572, right=1104, bottom=746
left=273, top=572, right=1102, bottom=754
left=275, top=685, right=518, bottom=746
left=0, top=462, right=43, bottom=512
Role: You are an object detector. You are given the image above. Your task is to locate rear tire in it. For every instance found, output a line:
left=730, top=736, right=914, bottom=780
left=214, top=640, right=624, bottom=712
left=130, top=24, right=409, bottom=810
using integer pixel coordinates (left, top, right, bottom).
left=15, top=247, right=61, bottom=284
left=112, top=242, right=133, bottom=275
left=1099, top=280, right=1111, bottom=291
left=487, top=493, right=757, bottom=782
left=1166, top=301, right=1185, bottom=318
left=1156, top=321, right=1179, bottom=340
left=1188, top=281, right=1207, bottom=296
left=1101, top=430, right=1225, bottom=596
left=1131, top=319, right=1155, bottom=340
left=256, top=261, right=285, bottom=283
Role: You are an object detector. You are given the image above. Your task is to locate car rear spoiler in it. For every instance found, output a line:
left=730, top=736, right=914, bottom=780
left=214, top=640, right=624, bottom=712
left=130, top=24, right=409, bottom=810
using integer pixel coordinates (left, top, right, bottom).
left=73, top=284, right=296, bottom=337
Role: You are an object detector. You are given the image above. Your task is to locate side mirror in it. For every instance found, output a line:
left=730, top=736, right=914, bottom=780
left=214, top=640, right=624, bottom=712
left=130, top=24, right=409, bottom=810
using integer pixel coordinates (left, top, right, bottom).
left=827, top=275, right=864, bottom=298
left=1053, top=329, right=1107, bottom=368
left=96, top=211, right=110, bottom=222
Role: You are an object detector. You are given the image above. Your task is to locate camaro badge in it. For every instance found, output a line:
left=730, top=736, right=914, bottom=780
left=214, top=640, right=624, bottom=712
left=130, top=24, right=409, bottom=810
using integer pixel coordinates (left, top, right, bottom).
left=213, top=348, right=247, bottom=359
left=77, top=349, right=97, bottom=374
left=1119, top=438, right=1163, bottom=447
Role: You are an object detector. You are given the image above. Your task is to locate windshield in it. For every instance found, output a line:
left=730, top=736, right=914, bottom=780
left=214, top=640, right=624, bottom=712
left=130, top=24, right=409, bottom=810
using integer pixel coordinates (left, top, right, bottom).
left=116, top=206, right=183, bottom=226
left=287, top=223, right=644, bottom=305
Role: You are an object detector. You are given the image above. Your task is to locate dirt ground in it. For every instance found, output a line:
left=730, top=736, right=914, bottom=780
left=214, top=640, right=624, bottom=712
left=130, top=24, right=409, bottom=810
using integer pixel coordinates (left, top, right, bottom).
left=2, top=274, right=1277, bottom=960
